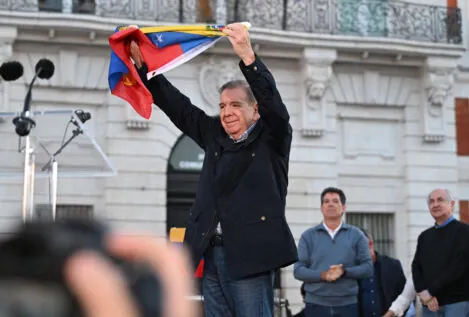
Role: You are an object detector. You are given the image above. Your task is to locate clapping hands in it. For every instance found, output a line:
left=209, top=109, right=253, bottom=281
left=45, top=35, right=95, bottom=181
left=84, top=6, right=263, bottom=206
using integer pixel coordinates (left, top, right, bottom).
left=321, top=264, right=344, bottom=282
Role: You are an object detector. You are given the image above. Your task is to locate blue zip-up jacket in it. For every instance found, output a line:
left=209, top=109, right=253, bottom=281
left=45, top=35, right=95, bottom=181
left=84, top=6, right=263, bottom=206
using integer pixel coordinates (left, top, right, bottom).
left=294, top=223, right=373, bottom=306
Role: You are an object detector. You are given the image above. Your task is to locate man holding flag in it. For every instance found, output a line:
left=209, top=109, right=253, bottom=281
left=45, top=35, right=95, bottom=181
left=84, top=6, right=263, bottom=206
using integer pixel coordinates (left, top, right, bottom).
left=122, top=23, right=298, bottom=317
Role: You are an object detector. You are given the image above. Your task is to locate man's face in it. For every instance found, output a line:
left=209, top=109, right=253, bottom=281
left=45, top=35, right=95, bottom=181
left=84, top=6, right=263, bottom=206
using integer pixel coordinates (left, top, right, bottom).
left=320, top=192, right=345, bottom=220
left=428, top=189, right=454, bottom=223
left=219, top=88, right=258, bottom=139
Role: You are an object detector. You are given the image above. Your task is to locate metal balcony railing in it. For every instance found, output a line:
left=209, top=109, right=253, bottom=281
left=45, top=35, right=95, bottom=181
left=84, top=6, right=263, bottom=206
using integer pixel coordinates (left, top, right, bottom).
left=301, top=0, right=462, bottom=44
left=73, top=0, right=95, bottom=14
left=0, top=0, right=462, bottom=44
left=38, top=0, right=62, bottom=12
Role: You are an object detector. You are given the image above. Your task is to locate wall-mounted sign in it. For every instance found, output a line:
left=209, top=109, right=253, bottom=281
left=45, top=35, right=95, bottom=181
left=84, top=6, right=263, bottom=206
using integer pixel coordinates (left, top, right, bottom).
left=169, top=135, right=205, bottom=172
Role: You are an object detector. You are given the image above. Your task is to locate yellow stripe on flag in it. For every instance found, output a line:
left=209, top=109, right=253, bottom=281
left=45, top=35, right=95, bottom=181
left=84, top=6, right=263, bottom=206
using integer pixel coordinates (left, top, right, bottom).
left=118, top=22, right=251, bottom=35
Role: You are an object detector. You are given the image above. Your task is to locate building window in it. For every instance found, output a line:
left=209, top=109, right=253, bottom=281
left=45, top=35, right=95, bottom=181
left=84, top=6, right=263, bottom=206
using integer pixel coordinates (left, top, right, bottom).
left=460, top=200, right=469, bottom=224
left=345, top=212, right=395, bottom=257
left=337, top=0, right=389, bottom=37
left=35, top=204, right=94, bottom=221
left=38, top=0, right=63, bottom=12
left=455, top=98, right=469, bottom=156
left=73, top=0, right=95, bottom=14
left=198, top=0, right=215, bottom=23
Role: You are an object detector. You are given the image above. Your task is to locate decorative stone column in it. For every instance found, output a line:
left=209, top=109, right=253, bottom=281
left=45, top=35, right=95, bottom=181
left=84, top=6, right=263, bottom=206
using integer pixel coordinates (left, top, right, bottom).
left=299, top=47, right=337, bottom=137
left=421, top=56, right=458, bottom=143
left=402, top=54, right=460, bottom=272
left=0, top=26, right=18, bottom=113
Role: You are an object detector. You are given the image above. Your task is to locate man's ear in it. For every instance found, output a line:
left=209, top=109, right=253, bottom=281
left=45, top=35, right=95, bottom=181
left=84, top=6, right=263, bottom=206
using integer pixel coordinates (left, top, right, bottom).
left=253, top=103, right=260, bottom=120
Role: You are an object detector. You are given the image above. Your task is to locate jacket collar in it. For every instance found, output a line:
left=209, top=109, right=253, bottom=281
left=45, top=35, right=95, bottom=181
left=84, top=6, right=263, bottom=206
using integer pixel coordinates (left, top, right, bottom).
left=314, top=221, right=352, bottom=231
left=216, top=119, right=263, bottom=149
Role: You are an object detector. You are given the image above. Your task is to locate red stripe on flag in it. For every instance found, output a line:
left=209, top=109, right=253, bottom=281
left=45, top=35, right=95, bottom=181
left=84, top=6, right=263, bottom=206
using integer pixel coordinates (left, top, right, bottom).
left=112, top=79, right=153, bottom=118
left=109, top=28, right=156, bottom=119
left=194, top=259, right=204, bottom=278
left=139, top=39, right=185, bottom=78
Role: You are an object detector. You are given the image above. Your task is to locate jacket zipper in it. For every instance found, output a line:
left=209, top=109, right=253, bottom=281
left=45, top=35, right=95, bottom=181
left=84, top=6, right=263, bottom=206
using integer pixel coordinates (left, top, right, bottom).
left=198, top=210, right=218, bottom=248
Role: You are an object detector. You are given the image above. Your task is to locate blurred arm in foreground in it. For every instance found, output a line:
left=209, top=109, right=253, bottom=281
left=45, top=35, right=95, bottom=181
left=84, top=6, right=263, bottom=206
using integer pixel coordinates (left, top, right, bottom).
left=65, top=234, right=198, bottom=317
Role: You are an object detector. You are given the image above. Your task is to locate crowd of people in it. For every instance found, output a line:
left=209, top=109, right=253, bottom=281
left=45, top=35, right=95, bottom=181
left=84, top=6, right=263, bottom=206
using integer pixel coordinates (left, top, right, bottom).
left=292, top=187, right=469, bottom=317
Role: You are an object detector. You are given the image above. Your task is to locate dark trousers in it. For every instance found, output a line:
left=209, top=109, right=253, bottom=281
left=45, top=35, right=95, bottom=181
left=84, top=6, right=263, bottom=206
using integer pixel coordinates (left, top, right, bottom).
left=305, top=303, right=358, bottom=317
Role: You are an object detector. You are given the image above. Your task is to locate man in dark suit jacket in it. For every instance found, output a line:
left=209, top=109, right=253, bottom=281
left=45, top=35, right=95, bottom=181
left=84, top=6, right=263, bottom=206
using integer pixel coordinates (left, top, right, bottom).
left=129, top=23, right=297, bottom=317
left=358, top=229, right=406, bottom=317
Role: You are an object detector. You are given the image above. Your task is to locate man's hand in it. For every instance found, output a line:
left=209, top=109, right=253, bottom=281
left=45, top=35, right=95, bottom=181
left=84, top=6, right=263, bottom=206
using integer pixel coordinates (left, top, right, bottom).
left=417, top=290, right=432, bottom=305
left=320, top=264, right=344, bottom=282
left=222, top=23, right=255, bottom=66
left=328, top=264, right=344, bottom=281
left=427, top=297, right=439, bottom=312
left=383, top=310, right=396, bottom=317
left=130, top=41, right=144, bottom=69
left=126, top=25, right=144, bottom=69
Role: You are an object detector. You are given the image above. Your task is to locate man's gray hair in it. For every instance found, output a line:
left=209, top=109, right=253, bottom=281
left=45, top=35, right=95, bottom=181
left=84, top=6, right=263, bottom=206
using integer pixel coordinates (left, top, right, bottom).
left=219, top=80, right=256, bottom=104
left=427, top=188, right=454, bottom=204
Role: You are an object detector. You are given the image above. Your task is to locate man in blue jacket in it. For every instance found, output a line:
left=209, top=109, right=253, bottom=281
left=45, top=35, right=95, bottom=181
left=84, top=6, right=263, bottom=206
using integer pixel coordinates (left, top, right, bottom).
left=129, top=23, right=297, bottom=317
left=294, top=187, right=373, bottom=317
left=358, top=229, right=406, bottom=317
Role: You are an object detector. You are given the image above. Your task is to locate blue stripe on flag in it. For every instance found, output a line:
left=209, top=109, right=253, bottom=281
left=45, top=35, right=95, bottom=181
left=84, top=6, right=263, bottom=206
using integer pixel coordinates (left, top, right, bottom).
left=147, top=32, right=208, bottom=48
left=108, top=49, right=129, bottom=90
left=180, top=36, right=219, bottom=53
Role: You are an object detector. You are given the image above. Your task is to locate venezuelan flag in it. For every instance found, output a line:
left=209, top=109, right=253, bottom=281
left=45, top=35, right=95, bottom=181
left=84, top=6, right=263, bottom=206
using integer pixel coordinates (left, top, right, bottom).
left=108, top=23, right=250, bottom=119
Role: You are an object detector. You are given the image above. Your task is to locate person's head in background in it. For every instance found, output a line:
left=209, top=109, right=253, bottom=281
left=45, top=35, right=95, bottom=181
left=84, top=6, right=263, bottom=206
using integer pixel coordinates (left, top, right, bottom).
left=427, top=188, right=455, bottom=225
left=360, top=228, right=376, bottom=263
left=320, top=187, right=346, bottom=228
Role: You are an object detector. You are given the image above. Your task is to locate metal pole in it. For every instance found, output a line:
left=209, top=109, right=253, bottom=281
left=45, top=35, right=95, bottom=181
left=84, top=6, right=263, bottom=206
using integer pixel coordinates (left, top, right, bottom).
left=29, top=150, right=35, bottom=220
left=21, top=135, right=36, bottom=222
left=50, top=159, right=58, bottom=221
left=21, top=136, right=31, bottom=222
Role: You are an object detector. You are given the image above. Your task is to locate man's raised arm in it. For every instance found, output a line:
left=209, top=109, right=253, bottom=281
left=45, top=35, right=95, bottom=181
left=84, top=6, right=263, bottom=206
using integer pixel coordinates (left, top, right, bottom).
left=222, top=24, right=291, bottom=156
left=130, top=40, right=216, bottom=150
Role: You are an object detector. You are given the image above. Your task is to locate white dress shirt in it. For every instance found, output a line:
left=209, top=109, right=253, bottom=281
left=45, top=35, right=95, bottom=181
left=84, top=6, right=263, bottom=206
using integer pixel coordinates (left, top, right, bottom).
left=323, top=221, right=343, bottom=239
left=389, top=273, right=416, bottom=316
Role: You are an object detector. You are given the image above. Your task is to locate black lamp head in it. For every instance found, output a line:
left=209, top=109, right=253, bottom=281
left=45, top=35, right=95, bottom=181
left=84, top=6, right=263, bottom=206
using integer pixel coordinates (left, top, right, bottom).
left=35, top=59, right=54, bottom=80
left=0, top=61, right=23, bottom=81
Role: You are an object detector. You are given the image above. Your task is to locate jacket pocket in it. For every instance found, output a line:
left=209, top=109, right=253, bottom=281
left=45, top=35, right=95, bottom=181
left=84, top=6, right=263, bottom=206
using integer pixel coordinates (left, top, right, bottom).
left=228, top=214, right=287, bottom=261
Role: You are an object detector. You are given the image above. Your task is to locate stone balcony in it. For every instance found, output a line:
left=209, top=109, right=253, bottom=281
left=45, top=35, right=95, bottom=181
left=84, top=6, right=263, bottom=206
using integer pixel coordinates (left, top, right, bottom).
left=0, top=0, right=463, bottom=45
